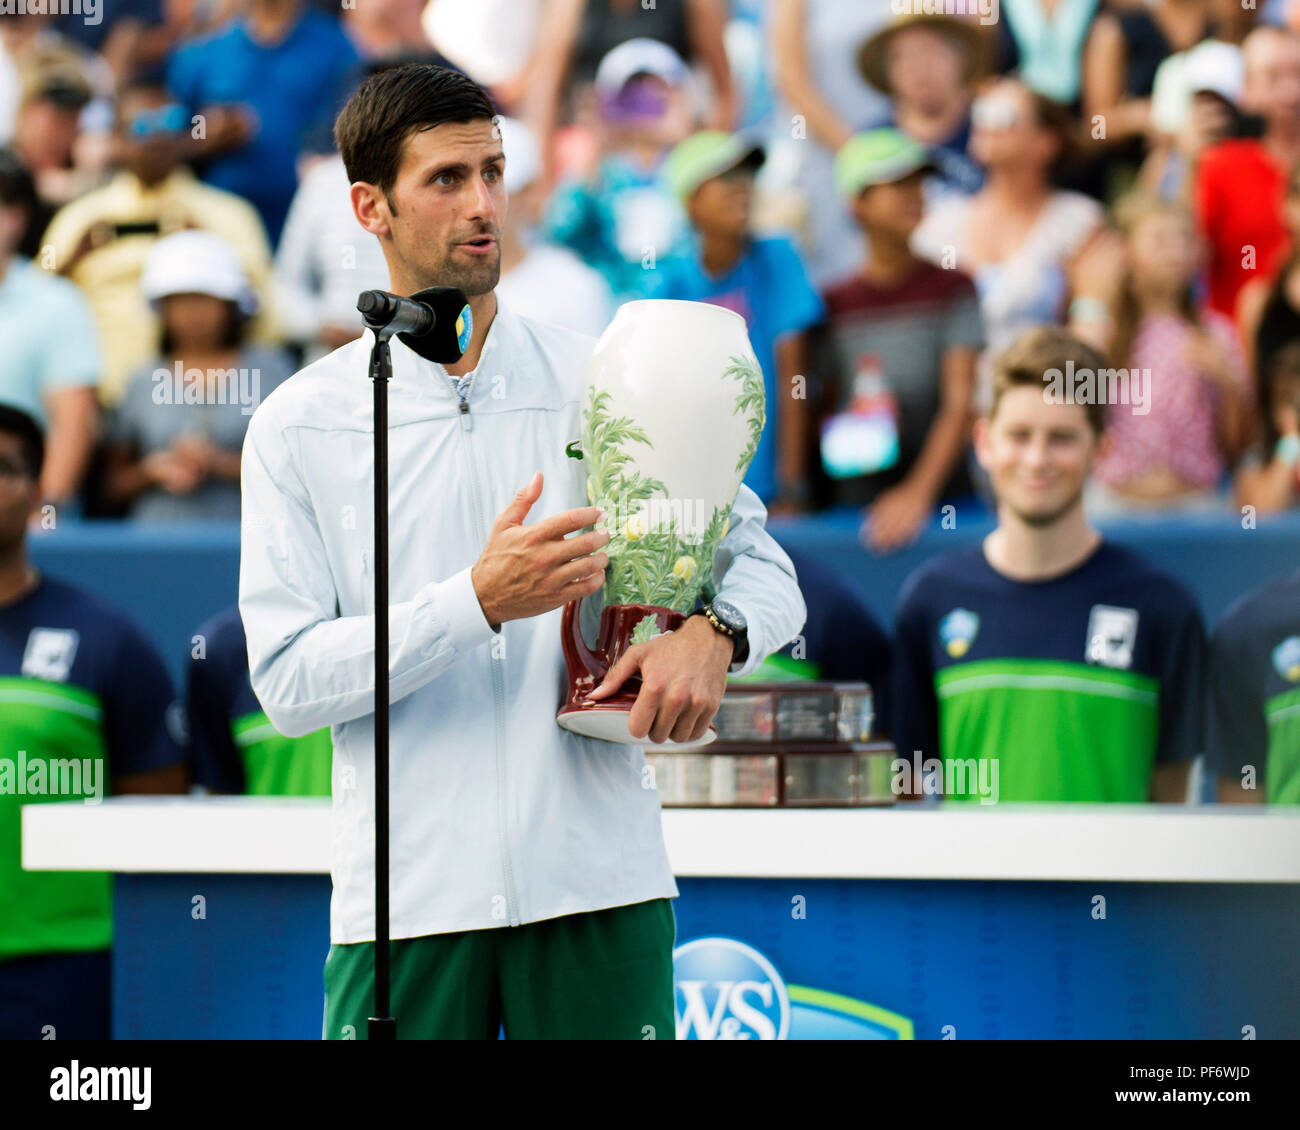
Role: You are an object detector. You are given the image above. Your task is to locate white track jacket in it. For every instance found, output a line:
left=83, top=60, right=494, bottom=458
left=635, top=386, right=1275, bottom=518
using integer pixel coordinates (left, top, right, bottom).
left=238, top=298, right=806, bottom=944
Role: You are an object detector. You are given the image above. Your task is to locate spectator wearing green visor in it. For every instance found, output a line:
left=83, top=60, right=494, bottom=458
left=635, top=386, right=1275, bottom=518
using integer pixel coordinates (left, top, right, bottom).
left=821, top=128, right=983, bottom=553
left=654, top=129, right=825, bottom=513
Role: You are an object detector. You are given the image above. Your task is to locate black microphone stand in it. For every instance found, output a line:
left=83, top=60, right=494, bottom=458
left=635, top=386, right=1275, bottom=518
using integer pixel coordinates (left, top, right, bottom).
left=361, top=311, right=397, bottom=1041
left=354, top=285, right=469, bottom=1042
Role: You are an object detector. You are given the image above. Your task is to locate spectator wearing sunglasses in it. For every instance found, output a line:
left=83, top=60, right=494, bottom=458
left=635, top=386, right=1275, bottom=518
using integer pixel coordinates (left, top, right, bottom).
left=41, top=81, right=276, bottom=410
left=912, top=78, right=1107, bottom=417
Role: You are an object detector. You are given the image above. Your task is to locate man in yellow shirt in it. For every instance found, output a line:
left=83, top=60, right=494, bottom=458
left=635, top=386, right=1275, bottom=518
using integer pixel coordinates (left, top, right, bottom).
left=40, top=81, right=278, bottom=408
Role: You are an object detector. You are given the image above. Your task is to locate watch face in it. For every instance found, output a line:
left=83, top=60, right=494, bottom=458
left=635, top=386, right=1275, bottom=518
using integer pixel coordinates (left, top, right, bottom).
left=711, top=599, right=746, bottom=632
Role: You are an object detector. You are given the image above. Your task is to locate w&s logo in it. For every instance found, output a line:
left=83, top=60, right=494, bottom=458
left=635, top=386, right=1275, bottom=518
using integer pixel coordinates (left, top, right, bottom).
left=673, top=937, right=791, bottom=1040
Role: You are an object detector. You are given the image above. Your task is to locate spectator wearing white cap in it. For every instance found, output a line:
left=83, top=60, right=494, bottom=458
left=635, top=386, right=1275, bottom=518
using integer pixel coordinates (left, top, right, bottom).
left=543, top=38, right=695, bottom=303
left=102, top=230, right=293, bottom=522
left=1195, top=25, right=1300, bottom=323
left=1139, top=38, right=1246, bottom=201
left=40, top=80, right=278, bottom=408
left=1082, top=0, right=1220, bottom=149
left=493, top=116, right=614, bottom=338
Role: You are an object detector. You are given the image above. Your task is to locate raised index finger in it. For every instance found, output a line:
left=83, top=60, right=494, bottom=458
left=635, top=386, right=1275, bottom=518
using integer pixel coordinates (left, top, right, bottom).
left=531, top=506, right=606, bottom=542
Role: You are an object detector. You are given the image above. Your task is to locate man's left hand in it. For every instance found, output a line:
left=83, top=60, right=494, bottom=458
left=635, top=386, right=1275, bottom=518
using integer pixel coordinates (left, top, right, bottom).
left=584, top=615, right=735, bottom=744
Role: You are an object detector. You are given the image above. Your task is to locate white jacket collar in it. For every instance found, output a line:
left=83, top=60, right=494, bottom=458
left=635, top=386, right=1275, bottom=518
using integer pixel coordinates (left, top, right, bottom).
left=387, top=293, right=521, bottom=407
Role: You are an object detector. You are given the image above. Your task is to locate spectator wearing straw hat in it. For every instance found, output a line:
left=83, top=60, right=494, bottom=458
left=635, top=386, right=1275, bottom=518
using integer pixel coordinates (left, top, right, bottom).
left=655, top=128, right=825, bottom=513
left=855, top=11, right=990, bottom=201
left=101, top=230, right=292, bottom=522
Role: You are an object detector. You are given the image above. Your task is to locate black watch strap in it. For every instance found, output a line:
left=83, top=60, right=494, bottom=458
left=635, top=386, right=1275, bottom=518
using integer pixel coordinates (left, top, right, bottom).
left=695, top=603, right=748, bottom=666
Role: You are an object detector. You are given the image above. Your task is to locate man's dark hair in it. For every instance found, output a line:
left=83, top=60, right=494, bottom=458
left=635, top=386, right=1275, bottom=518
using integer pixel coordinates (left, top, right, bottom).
left=0, top=403, right=45, bottom=480
left=334, top=64, right=497, bottom=210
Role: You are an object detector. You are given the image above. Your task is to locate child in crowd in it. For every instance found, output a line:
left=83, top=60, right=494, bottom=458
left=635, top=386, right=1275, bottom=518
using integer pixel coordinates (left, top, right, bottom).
left=1089, top=195, right=1251, bottom=513
left=655, top=129, right=825, bottom=512
left=821, top=128, right=982, bottom=553
left=102, top=231, right=292, bottom=522
left=1235, top=341, right=1300, bottom=513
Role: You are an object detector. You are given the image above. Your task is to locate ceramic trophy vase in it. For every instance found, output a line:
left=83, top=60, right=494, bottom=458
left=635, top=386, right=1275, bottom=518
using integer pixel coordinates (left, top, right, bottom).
left=556, top=299, right=765, bottom=748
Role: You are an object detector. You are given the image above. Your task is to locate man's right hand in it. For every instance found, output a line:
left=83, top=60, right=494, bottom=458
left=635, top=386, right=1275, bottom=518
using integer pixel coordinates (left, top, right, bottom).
left=470, top=471, right=609, bottom=628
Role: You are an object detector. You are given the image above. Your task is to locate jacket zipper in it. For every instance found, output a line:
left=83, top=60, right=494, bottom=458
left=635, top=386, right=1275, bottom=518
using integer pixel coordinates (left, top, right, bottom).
left=458, top=390, right=521, bottom=927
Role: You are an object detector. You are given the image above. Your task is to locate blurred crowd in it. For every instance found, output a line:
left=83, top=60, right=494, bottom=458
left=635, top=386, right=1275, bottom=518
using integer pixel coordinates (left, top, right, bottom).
left=1, top=0, right=1299, bottom=540
left=8, top=1, right=1300, bottom=1040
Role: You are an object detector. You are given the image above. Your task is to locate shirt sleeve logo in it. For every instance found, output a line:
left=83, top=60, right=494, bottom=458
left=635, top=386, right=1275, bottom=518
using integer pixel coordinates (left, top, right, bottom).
left=21, top=628, right=80, bottom=683
left=1085, top=605, right=1138, bottom=670
left=1272, top=637, right=1300, bottom=683
left=939, top=609, right=979, bottom=659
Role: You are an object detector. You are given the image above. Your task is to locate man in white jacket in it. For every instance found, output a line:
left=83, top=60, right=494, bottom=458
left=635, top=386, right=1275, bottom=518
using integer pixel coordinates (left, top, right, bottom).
left=238, top=63, right=806, bottom=1040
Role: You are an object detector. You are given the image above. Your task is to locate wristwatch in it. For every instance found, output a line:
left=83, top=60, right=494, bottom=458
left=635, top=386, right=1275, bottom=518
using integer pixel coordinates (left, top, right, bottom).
left=693, top=598, right=749, bottom=666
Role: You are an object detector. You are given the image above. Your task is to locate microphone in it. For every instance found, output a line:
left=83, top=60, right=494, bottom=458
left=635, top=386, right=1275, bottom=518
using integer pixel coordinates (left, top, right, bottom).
left=356, top=290, right=435, bottom=336
left=355, top=287, right=474, bottom=363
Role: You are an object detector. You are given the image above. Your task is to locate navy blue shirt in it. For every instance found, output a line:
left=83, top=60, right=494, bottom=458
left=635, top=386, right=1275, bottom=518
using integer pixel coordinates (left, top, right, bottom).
left=892, top=541, right=1205, bottom=801
left=187, top=605, right=332, bottom=796
left=1207, top=569, right=1300, bottom=802
left=1, top=572, right=184, bottom=967
left=777, top=545, right=892, bottom=731
left=0, top=573, right=183, bottom=779
left=187, top=605, right=258, bottom=794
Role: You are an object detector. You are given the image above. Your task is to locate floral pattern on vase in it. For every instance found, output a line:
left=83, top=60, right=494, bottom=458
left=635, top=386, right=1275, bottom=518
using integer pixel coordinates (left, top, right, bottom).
left=580, top=339, right=765, bottom=616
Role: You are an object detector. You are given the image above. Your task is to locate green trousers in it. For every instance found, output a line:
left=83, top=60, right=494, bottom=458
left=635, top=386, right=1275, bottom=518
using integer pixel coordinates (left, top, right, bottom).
left=322, top=898, right=676, bottom=1040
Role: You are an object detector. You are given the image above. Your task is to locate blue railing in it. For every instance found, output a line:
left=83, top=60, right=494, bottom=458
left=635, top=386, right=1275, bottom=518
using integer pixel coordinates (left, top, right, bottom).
left=27, top=509, right=1300, bottom=691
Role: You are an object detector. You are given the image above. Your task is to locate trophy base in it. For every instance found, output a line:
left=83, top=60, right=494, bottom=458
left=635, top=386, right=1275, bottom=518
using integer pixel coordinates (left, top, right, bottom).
left=557, top=702, right=718, bottom=749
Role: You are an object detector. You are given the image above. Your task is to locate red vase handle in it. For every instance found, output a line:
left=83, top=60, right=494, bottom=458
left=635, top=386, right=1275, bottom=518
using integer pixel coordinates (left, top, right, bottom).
left=561, top=595, right=605, bottom=684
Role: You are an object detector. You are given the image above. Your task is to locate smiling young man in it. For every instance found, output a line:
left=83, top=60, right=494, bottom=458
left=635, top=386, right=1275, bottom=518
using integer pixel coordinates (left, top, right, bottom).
left=891, top=328, right=1205, bottom=803
left=236, top=64, right=805, bottom=1040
